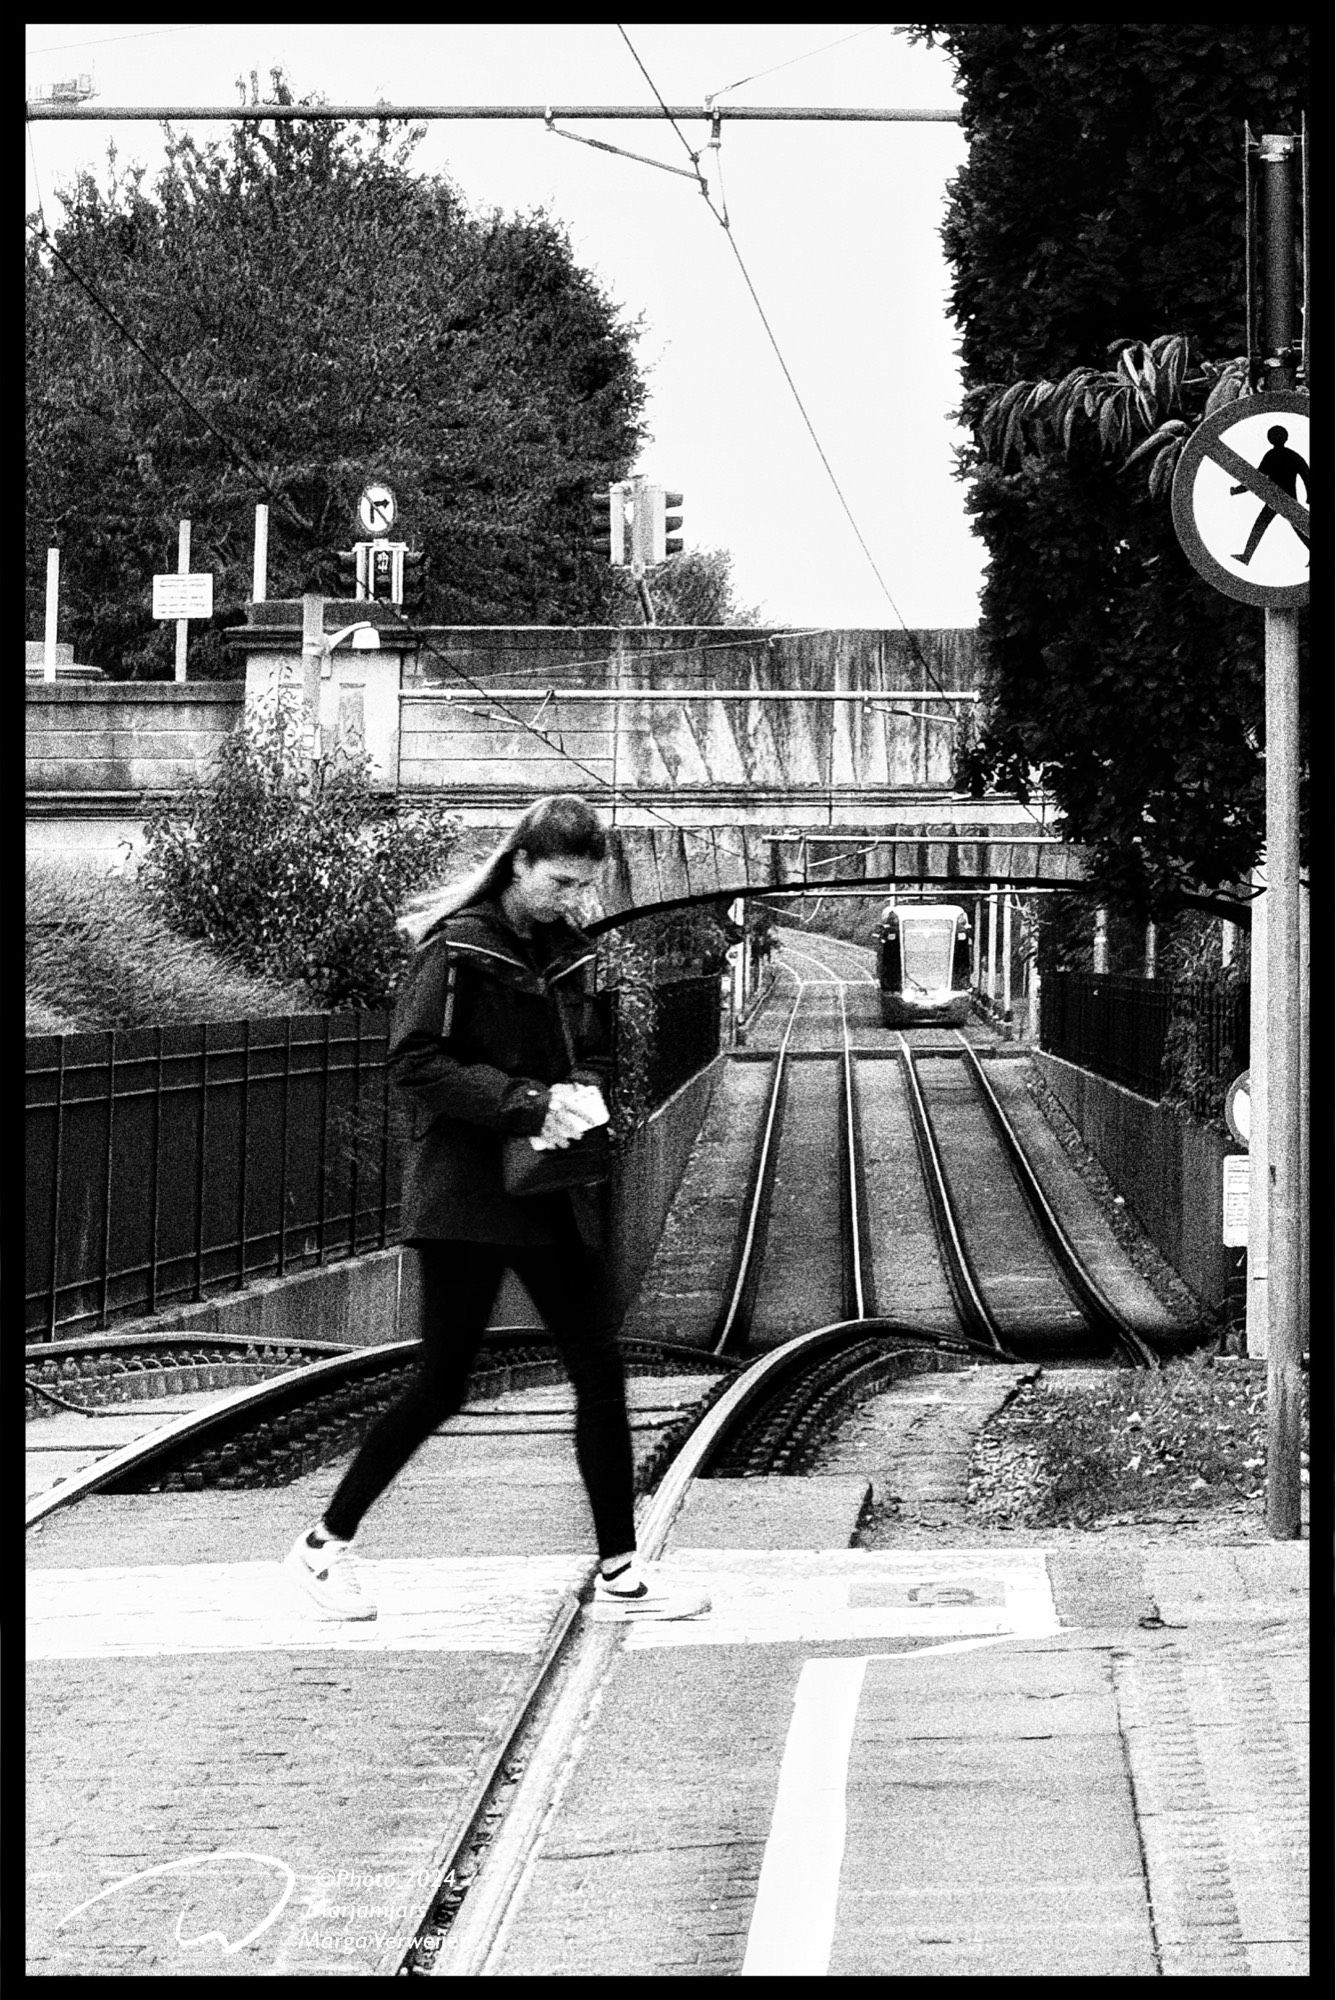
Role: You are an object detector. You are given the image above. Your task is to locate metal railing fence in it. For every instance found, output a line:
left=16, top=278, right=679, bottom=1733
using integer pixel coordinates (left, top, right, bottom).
left=1039, top=971, right=1249, bottom=1105
left=27, top=975, right=724, bottom=1340
left=646, top=976, right=723, bottom=1109
left=26, top=1015, right=400, bottom=1341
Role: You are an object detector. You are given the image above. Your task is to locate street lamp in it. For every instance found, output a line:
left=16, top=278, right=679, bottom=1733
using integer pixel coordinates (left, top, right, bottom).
left=319, top=621, right=380, bottom=676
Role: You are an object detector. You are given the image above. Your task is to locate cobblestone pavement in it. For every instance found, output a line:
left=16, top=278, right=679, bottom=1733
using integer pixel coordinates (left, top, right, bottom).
left=24, top=1378, right=703, bottom=1978
left=488, top=1364, right=1308, bottom=1979
left=26, top=1363, right=1308, bottom=1977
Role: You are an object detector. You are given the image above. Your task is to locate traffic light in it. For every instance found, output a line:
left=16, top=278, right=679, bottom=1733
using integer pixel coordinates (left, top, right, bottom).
left=584, top=482, right=631, bottom=566
left=370, top=542, right=394, bottom=602
left=366, top=541, right=408, bottom=603
left=335, top=547, right=365, bottom=599
left=400, top=548, right=426, bottom=611
left=634, top=484, right=685, bottom=564
left=660, top=489, right=684, bottom=559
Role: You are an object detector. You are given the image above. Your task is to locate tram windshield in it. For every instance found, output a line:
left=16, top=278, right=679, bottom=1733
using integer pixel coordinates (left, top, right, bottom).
left=900, top=913, right=957, bottom=993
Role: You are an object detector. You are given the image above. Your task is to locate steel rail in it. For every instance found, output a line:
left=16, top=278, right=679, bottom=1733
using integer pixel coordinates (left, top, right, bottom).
left=896, top=1035, right=1010, bottom=1357
left=708, top=975, right=803, bottom=1355
left=24, top=1339, right=420, bottom=1528
left=838, top=984, right=869, bottom=1322
left=25, top=1329, right=731, bottom=1523
left=953, top=1035, right=1161, bottom=1368
left=419, top=1306, right=969, bottom=1975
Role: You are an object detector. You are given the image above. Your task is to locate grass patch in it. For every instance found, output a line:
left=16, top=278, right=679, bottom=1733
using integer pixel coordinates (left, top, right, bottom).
left=973, top=1354, right=1310, bottom=1526
left=26, top=864, right=312, bottom=1033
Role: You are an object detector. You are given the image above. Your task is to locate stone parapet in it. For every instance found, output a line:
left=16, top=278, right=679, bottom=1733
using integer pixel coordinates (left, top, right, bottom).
left=26, top=681, right=245, bottom=793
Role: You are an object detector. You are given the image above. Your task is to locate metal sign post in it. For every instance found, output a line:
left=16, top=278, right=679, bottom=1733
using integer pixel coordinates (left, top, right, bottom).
left=1169, top=134, right=1307, bottom=1538
left=44, top=547, right=60, bottom=681
left=151, top=538, right=214, bottom=677
left=252, top=503, right=269, bottom=603
left=1261, top=595, right=1303, bottom=1536
left=174, top=519, right=191, bottom=682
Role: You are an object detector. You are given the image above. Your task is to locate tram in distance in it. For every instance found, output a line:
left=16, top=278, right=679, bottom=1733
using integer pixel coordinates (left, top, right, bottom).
left=876, top=902, right=972, bottom=1027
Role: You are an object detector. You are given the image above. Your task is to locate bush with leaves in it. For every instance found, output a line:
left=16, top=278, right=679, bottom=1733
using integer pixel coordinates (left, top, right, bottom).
left=140, top=693, right=458, bottom=1008
left=596, top=922, right=657, bottom=1149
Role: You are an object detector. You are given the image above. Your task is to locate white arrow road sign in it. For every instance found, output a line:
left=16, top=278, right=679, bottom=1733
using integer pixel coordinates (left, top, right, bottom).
left=357, top=482, right=397, bottom=535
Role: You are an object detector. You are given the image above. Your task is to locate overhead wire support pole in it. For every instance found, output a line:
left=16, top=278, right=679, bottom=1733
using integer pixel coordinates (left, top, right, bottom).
left=24, top=102, right=962, bottom=123
left=1257, top=131, right=1304, bottom=1541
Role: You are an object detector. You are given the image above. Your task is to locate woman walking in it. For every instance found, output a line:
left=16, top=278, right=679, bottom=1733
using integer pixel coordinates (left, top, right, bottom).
left=285, top=796, right=708, bottom=1623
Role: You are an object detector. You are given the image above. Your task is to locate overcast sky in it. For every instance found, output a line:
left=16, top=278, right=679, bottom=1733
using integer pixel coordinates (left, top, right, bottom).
left=26, top=23, right=985, bottom=632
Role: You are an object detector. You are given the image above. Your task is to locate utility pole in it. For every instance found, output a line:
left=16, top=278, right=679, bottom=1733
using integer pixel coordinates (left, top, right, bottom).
left=1257, top=132, right=1304, bottom=1538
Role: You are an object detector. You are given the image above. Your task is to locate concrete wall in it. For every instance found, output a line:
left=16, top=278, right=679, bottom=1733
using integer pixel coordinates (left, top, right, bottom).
left=27, top=682, right=245, bottom=795
left=397, top=626, right=977, bottom=800
left=1033, top=1051, right=1238, bottom=1311
left=606, top=1056, right=723, bottom=1325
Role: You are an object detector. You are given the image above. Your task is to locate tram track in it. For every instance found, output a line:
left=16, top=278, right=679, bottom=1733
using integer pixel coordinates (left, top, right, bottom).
left=23, top=1332, right=735, bottom=1529
left=898, top=1031, right=1160, bottom=1368
left=30, top=924, right=1181, bottom=1977
left=404, top=1312, right=979, bottom=1978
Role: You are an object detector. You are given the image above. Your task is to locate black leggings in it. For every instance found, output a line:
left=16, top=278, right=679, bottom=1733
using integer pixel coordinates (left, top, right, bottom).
left=321, top=1237, right=637, bottom=1560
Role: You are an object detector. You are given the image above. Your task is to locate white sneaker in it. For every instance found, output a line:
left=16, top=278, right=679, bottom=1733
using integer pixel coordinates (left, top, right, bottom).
left=285, top=1528, right=377, bottom=1620
left=588, top=1559, right=710, bottom=1622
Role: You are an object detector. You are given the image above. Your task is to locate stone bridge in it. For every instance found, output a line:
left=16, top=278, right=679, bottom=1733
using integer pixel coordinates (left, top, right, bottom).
left=27, top=610, right=1089, bottom=913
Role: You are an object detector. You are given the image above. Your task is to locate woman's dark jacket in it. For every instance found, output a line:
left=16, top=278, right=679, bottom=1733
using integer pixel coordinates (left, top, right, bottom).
left=388, top=896, right=611, bottom=1247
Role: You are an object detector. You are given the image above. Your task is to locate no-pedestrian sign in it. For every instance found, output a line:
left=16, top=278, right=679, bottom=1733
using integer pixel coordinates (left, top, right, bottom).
left=1171, top=391, right=1309, bottom=608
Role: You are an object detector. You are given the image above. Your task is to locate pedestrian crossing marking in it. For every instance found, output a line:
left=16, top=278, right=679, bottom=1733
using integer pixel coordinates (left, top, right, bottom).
left=26, top=1555, right=589, bottom=1659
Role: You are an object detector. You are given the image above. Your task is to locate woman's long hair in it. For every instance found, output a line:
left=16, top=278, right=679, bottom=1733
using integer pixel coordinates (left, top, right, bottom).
left=401, top=795, right=609, bottom=943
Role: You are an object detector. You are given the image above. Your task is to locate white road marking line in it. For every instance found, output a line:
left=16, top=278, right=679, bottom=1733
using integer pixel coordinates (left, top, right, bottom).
left=741, top=1634, right=1015, bottom=1979
left=742, top=1655, right=866, bottom=1977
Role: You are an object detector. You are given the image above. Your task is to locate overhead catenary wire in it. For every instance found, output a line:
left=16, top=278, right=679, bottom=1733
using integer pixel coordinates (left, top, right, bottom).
left=612, top=26, right=957, bottom=712
left=616, top=24, right=709, bottom=181
left=609, top=36, right=1059, bottom=842
left=25, top=217, right=314, bottom=534
left=27, top=24, right=194, bottom=56
left=27, top=80, right=1044, bottom=881
left=21, top=126, right=752, bottom=871
left=706, top=26, right=887, bottom=105
left=25, top=180, right=974, bottom=869
left=382, top=599, right=757, bottom=870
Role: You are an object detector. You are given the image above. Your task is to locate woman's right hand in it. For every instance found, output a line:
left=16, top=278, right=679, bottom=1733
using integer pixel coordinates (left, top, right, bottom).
left=538, top=1084, right=590, bottom=1149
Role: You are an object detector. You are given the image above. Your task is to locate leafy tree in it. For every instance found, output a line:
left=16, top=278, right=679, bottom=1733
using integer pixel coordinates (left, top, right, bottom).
left=26, top=70, right=648, bottom=678
left=607, top=546, right=761, bottom=627
left=139, top=691, right=458, bottom=1008
left=906, top=25, right=1308, bottom=912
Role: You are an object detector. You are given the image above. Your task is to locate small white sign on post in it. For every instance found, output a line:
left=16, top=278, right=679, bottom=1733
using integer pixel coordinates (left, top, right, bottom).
left=1222, top=1154, right=1250, bottom=1247
left=1223, top=1069, right=1251, bottom=1147
left=152, top=573, right=214, bottom=620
